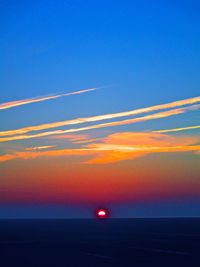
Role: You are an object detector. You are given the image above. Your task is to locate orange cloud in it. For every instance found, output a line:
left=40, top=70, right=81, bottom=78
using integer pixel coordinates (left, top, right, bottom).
left=0, top=96, right=199, bottom=137
left=0, top=148, right=94, bottom=163
left=84, top=132, right=200, bottom=163
left=73, top=138, right=102, bottom=144
left=0, top=132, right=199, bottom=163
left=0, top=88, right=98, bottom=111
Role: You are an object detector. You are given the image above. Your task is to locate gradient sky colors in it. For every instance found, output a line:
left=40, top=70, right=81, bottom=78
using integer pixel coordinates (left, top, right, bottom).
left=0, top=0, right=200, bottom=218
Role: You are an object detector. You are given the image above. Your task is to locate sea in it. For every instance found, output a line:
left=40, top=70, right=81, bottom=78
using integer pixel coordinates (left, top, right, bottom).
left=0, top=218, right=200, bottom=266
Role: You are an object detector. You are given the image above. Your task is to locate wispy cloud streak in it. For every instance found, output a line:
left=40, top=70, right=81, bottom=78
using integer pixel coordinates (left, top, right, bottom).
left=0, top=104, right=199, bottom=142
left=154, top=125, right=200, bottom=133
left=0, top=96, right=199, bottom=137
left=25, top=145, right=56, bottom=151
left=0, top=88, right=98, bottom=110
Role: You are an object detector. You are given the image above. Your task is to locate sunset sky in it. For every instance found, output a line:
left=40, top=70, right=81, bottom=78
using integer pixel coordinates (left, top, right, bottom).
left=0, top=0, right=200, bottom=218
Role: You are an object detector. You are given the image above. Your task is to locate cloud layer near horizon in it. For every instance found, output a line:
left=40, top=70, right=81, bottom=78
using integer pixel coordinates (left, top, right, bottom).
left=84, top=132, right=200, bottom=163
left=0, top=132, right=199, bottom=163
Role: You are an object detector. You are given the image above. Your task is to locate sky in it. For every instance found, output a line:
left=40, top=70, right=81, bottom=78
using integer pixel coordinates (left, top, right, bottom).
left=0, top=0, right=200, bottom=218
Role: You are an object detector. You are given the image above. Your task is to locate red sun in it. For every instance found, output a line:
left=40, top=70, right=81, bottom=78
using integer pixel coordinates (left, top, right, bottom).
left=96, top=209, right=108, bottom=219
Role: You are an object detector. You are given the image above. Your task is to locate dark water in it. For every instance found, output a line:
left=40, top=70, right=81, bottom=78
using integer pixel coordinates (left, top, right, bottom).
left=0, top=218, right=200, bottom=267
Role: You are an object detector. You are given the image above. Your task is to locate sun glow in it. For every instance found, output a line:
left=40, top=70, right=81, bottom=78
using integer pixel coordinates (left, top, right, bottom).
left=97, top=209, right=108, bottom=218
